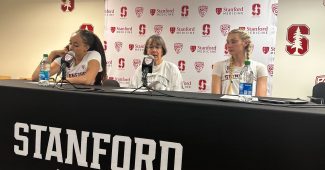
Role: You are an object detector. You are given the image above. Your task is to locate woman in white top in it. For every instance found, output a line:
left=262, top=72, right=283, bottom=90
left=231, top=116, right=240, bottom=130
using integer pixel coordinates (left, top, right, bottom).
left=32, top=29, right=107, bottom=85
left=211, top=29, right=268, bottom=96
left=130, top=35, right=184, bottom=91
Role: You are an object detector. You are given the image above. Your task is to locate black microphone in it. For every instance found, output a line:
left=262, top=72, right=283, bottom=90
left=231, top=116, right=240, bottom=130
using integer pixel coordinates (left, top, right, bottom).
left=141, top=55, right=154, bottom=87
left=61, top=51, right=75, bottom=80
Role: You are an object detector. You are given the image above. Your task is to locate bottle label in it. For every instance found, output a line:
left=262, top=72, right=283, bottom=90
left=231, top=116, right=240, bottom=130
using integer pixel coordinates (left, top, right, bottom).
left=39, top=70, right=49, bottom=80
left=239, top=83, right=252, bottom=95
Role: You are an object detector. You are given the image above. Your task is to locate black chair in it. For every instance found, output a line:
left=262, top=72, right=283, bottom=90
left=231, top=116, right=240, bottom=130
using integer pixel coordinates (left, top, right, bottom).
left=310, top=82, right=325, bottom=104
left=102, top=79, right=120, bottom=87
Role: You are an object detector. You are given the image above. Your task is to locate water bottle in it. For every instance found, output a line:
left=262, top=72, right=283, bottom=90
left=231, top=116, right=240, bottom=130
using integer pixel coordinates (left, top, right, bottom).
left=39, top=54, right=50, bottom=86
left=239, top=60, right=254, bottom=102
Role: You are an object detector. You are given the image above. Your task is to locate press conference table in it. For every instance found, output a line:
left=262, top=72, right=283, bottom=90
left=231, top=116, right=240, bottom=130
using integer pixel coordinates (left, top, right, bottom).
left=1, top=80, right=325, bottom=170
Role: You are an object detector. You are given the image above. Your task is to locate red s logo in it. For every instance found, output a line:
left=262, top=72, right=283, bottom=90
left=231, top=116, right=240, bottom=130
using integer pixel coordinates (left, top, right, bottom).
left=286, top=24, right=309, bottom=56
left=202, top=24, right=210, bottom=36
left=139, top=24, right=146, bottom=35
left=178, top=60, right=186, bottom=71
left=181, top=5, right=189, bottom=17
left=252, top=3, right=261, bottom=16
left=120, top=6, right=127, bottom=17
left=199, top=80, right=207, bottom=90
left=118, top=58, right=125, bottom=68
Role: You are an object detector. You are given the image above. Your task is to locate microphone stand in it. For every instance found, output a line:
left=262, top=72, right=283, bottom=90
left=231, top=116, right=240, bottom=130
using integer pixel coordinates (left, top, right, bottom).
left=53, top=64, right=89, bottom=90
left=131, top=71, right=168, bottom=96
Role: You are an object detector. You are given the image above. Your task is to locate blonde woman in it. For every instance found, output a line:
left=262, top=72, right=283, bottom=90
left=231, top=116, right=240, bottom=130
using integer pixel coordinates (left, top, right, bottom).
left=211, top=29, right=268, bottom=96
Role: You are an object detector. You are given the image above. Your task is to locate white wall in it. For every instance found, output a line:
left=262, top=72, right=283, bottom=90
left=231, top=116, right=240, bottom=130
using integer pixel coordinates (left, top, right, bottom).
left=0, top=0, right=104, bottom=79
left=273, top=0, right=325, bottom=99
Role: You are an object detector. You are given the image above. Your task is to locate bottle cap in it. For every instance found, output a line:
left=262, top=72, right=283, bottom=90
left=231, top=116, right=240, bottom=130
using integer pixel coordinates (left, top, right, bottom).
left=244, top=60, right=250, bottom=66
left=43, top=54, right=48, bottom=58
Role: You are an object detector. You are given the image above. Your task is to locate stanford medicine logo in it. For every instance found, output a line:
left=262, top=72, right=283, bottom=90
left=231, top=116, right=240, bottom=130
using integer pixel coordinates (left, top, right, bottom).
left=190, top=45, right=197, bottom=52
left=198, top=79, right=207, bottom=91
left=151, top=8, right=175, bottom=16
left=181, top=5, right=189, bottom=17
left=135, top=7, right=144, bottom=18
left=129, top=43, right=145, bottom=52
left=198, top=5, right=208, bottom=17
left=262, top=46, right=275, bottom=54
left=174, top=43, right=183, bottom=54
left=178, top=60, right=186, bottom=72
left=120, top=6, right=127, bottom=18
left=220, top=24, right=231, bottom=36
left=216, top=7, right=244, bottom=15
left=286, top=24, right=310, bottom=56
left=118, top=58, right=125, bottom=69
left=252, top=3, right=261, bottom=16
left=110, top=26, right=132, bottom=34
left=170, top=26, right=195, bottom=35
left=115, top=42, right=122, bottom=52
left=129, top=44, right=134, bottom=51
left=202, top=24, right=210, bottom=36
left=154, top=25, right=163, bottom=35
left=80, top=24, right=94, bottom=32
left=61, top=0, right=74, bottom=12
left=139, top=24, right=146, bottom=35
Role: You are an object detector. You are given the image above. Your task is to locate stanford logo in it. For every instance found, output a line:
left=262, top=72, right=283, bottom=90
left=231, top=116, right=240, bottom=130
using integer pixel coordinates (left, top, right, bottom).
left=61, top=0, right=74, bottom=12
left=133, top=59, right=142, bottom=69
left=272, top=3, right=278, bottom=16
left=80, top=24, right=94, bottom=32
left=129, top=44, right=134, bottom=51
left=216, top=8, right=222, bottom=15
left=103, top=41, right=107, bottom=51
left=174, top=43, right=183, bottom=54
left=150, top=9, right=156, bottom=16
left=118, top=58, right=125, bottom=69
left=262, top=46, right=270, bottom=54
left=198, top=79, right=207, bottom=91
left=286, top=24, right=310, bottom=56
left=120, top=6, right=127, bottom=17
left=181, top=5, right=189, bottom=17
left=198, top=5, right=208, bottom=17
left=267, top=64, right=274, bottom=76
left=316, top=75, right=325, bottom=84
left=115, top=42, right=122, bottom=52
left=202, top=24, right=210, bottom=36
left=190, top=45, right=197, bottom=52
left=111, top=27, right=116, bottom=33
left=139, top=24, right=146, bottom=35
left=135, top=7, right=144, bottom=18
left=154, top=25, right=163, bottom=35
left=252, top=3, right=261, bottom=16
left=170, top=27, right=176, bottom=34
left=178, top=60, right=186, bottom=72
left=220, top=24, right=231, bottom=36
left=194, top=62, right=204, bottom=73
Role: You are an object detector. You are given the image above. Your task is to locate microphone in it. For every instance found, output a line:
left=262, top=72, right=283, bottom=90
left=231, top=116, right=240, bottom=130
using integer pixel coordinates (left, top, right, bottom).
left=141, top=55, right=154, bottom=87
left=61, top=51, right=75, bottom=80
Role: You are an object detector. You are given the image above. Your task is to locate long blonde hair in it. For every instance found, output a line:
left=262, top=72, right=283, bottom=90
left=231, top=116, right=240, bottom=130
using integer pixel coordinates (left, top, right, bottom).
left=228, top=29, right=253, bottom=60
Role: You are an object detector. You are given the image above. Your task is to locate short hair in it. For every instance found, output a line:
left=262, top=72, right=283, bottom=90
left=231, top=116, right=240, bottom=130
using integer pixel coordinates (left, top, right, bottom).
left=143, top=35, right=167, bottom=56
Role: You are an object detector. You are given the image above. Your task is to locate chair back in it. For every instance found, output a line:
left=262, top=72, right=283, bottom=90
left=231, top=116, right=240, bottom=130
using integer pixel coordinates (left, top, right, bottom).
left=312, top=82, right=325, bottom=104
left=102, top=79, right=120, bottom=87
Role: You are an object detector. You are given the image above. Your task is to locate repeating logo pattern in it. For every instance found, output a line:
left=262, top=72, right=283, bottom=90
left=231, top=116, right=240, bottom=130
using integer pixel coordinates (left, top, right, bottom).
left=104, top=1, right=277, bottom=93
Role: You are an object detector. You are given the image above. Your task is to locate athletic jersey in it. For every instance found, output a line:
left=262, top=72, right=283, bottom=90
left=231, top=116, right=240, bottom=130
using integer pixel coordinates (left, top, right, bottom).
left=54, top=50, right=102, bottom=79
left=130, top=60, right=184, bottom=91
left=212, top=58, right=268, bottom=95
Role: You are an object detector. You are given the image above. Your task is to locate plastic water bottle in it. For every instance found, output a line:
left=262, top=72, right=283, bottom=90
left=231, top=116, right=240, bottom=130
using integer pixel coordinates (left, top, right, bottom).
left=39, top=54, right=50, bottom=86
left=239, top=60, right=254, bottom=102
